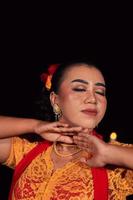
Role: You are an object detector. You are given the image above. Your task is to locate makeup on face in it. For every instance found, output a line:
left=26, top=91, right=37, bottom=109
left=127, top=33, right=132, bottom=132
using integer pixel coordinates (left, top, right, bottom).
left=70, top=79, right=106, bottom=96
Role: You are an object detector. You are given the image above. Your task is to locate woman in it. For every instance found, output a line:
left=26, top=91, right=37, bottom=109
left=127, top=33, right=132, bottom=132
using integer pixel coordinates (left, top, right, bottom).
left=0, top=61, right=133, bottom=199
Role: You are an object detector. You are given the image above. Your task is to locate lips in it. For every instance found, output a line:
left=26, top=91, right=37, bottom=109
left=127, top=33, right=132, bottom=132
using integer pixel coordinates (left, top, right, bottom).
left=81, top=109, right=97, bottom=116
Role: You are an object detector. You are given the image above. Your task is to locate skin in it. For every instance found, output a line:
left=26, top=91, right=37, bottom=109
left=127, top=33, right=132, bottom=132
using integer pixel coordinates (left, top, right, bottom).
left=0, top=64, right=133, bottom=169
left=50, top=65, right=107, bottom=129
left=50, top=65, right=133, bottom=169
left=0, top=118, right=82, bottom=162
left=73, top=132, right=133, bottom=168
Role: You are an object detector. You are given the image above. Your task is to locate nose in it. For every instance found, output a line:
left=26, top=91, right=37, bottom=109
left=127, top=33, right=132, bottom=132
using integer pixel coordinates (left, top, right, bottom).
left=84, top=90, right=97, bottom=104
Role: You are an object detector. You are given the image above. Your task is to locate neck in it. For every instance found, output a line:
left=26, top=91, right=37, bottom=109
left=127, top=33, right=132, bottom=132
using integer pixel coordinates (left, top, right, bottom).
left=58, top=142, right=79, bottom=152
left=53, top=141, right=82, bottom=158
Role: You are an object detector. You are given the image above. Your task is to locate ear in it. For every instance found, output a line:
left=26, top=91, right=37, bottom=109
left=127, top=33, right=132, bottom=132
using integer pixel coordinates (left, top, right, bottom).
left=50, top=92, right=59, bottom=106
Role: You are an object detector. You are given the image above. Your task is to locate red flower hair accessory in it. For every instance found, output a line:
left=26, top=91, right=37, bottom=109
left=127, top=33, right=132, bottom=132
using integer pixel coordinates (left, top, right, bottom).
left=41, top=64, right=59, bottom=90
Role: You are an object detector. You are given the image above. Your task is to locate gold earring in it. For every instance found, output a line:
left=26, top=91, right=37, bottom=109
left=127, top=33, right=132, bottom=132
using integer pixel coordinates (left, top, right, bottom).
left=53, top=104, right=62, bottom=121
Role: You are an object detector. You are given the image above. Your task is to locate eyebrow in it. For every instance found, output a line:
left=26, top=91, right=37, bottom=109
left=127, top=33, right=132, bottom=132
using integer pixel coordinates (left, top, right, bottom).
left=71, top=79, right=106, bottom=87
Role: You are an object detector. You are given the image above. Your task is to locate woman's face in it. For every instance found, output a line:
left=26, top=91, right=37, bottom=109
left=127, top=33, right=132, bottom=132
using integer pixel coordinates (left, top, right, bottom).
left=52, top=65, right=107, bottom=129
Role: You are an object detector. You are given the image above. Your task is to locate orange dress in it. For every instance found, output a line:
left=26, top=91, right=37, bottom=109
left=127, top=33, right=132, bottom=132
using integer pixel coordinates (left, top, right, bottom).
left=4, top=137, right=133, bottom=200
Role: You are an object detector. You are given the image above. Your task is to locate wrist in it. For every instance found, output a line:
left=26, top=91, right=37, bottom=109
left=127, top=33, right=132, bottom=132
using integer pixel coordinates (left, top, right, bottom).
left=18, top=118, right=42, bottom=134
left=99, top=143, right=111, bottom=165
left=33, top=120, right=48, bottom=134
left=103, top=143, right=125, bottom=166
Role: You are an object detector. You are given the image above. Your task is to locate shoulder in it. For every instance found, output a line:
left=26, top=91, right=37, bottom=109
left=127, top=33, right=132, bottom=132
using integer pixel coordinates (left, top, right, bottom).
left=110, top=140, right=133, bottom=147
left=107, top=140, right=133, bottom=197
left=13, top=136, right=38, bottom=153
left=107, top=165, right=133, bottom=198
left=4, top=137, right=38, bottom=168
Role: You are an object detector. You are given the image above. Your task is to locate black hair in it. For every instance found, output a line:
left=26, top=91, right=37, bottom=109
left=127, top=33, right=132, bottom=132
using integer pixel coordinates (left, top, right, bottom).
left=36, top=60, right=105, bottom=121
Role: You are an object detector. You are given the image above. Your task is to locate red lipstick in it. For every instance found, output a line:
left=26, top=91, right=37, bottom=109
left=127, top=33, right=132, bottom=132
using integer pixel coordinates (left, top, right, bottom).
left=81, top=109, right=97, bottom=116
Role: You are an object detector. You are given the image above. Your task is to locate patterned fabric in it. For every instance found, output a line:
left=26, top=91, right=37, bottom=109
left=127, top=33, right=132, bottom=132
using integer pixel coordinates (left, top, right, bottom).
left=4, top=137, right=133, bottom=200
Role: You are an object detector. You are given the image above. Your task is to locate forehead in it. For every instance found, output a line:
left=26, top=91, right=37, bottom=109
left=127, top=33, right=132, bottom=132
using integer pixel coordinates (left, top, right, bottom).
left=63, top=65, right=105, bottom=83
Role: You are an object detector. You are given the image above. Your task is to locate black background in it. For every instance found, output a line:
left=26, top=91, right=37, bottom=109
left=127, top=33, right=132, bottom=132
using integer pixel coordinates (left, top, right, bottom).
left=0, top=41, right=133, bottom=142
left=0, top=3, right=133, bottom=199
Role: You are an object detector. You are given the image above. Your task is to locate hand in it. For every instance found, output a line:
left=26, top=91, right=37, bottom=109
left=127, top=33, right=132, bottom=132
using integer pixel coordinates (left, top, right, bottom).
left=73, top=131, right=108, bottom=167
left=34, top=121, right=83, bottom=143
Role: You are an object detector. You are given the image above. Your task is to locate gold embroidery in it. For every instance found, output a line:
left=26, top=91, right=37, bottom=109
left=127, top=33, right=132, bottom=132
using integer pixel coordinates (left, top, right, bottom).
left=5, top=137, right=133, bottom=199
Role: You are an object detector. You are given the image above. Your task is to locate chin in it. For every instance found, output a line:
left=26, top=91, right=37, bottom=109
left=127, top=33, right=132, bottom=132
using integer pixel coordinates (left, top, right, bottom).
left=61, top=117, right=97, bottom=129
left=82, top=124, right=96, bottom=129
left=79, top=120, right=97, bottom=129
left=71, top=120, right=96, bottom=129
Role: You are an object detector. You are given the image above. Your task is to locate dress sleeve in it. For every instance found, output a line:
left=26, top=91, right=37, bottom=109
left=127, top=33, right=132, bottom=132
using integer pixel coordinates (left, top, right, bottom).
left=108, top=140, right=133, bottom=198
left=3, top=137, right=37, bottom=169
left=108, top=167, right=133, bottom=198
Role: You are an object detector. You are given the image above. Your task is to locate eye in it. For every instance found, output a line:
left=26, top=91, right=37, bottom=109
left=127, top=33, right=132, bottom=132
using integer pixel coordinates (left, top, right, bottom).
left=72, top=88, right=86, bottom=92
left=95, top=90, right=106, bottom=96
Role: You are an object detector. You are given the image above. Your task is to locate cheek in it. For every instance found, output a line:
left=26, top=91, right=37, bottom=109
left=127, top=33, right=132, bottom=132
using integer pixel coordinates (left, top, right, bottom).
left=59, top=90, right=80, bottom=104
left=99, top=98, right=107, bottom=114
left=58, top=92, right=82, bottom=115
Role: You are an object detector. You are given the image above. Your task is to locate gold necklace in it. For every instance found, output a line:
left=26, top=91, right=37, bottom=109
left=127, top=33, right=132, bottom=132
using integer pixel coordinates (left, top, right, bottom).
left=60, top=143, right=77, bottom=147
left=53, top=141, right=82, bottom=157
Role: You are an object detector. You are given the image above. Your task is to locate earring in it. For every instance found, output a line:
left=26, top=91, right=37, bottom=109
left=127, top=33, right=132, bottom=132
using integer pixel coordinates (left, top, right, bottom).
left=53, top=104, right=62, bottom=121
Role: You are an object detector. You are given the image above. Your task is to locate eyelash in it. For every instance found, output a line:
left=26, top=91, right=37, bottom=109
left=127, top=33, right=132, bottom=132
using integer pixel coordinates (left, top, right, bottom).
left=72, top=88, right=106, bottom=96
left=72, top=88, right=86, bottom=92
left=95, top=91, right=105, bottom=96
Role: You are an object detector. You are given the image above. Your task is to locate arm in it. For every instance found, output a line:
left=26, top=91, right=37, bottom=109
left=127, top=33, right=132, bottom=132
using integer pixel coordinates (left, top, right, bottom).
left=0, top=116, right=42, bottom=163
left=73, top=132, right=133, bottom=169
left=0, top=116, right=82, bottom=163
left=0, top=116, right=42, bottom=139
left=104, top=143, right=133, bottom=169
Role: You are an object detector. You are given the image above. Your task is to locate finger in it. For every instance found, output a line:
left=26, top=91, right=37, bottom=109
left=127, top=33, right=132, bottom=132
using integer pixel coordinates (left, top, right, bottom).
left=80, top=152, right=93, bottom=164
left=80, top=158, right=94, bottom=166
left=73, top=136, right=94, bottom=150
left=73, top=135, right=91, bottom=144
left=37, top=122, right=69, bottom=132
left=55, top=122, right=82, bottom=130
left=80, top=157, right=87, bottom=163
left=41, top=133, right=75, bottom=144
left=85, top=159, right=104, bottom=167
left=80, top=129, right=93, bottom=134
left=56, top=126, right=82, bottom=132
left=41, top=133, right=62, bottom=141
left=74, top=140, right=91, bottom=148
left=78, top=132, right=93, bottom=138
left=59, top=127, right=83, bottom=132
left=54, top=122, right=70, bottom=127
left=61, top=132, right=76, bottom=136
left=57, top=135, right=74, bottom=144
left=75, top=134, right=97, bottom=145
left=44, top=127, right=82, bottom=135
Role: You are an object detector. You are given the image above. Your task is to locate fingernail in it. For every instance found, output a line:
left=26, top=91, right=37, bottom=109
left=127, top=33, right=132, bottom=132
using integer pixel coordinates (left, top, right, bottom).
left=80, top=158, right=87, bottom=163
